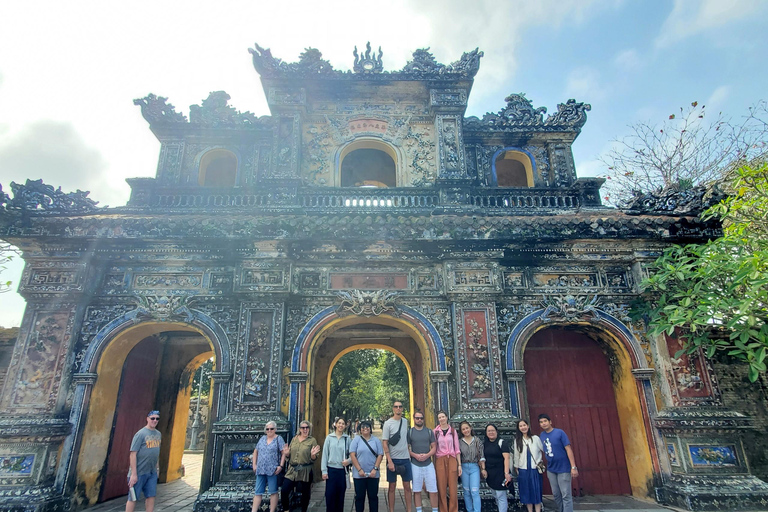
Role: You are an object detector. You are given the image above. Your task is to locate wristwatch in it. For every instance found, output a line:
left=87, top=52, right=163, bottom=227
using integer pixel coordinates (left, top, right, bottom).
left=571, top=466, right=578, bottom=470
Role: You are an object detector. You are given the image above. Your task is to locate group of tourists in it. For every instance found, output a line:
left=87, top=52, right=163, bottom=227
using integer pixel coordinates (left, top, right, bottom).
left=124, top=403, right=579, bottom=512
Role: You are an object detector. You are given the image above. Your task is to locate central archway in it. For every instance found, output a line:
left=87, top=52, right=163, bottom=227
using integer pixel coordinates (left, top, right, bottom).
left=288, top=306, right=448, bottom=453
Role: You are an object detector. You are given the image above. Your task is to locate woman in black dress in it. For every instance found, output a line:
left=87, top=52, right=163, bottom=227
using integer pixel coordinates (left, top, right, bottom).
left=481, top=423, right=512, bottom=512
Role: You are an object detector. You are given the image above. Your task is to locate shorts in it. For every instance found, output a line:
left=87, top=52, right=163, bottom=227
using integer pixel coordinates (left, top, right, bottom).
left=411, top=462, right=437, bottom=493
left=127, top=472, right=157, bottom=501
left=386, top=458, right=413, bottom=483
left=254, top=474, right=279, bottom=495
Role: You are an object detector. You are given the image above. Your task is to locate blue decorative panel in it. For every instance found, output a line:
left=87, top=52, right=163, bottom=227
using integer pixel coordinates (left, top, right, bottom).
left=667, top=444, right=680, bottom=467
left=689, top=445, right=737, bottom=467
left=230, top=450, right=253, bottom=471
left=0, top=455, right=34, bottom=476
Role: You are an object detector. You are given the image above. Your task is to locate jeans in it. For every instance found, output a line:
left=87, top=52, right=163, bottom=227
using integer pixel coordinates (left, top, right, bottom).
left=325, top=467, right=347, bottom=512
left=460, top=463, right=480, bottom=512
left=353, top=477, right=379, bottom=512
left=281, top=478, right=311, bottom=512
left=546, top=471, right=573, bottom=512
left=492, top=489, right=508, bottom=512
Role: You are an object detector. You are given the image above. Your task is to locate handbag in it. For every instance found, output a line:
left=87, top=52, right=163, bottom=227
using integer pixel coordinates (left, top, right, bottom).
left=388, top=418, right=404, bottom=446
left=275, top=437, right=286, bottom=487
left=524, top=438, right=546, bottom=474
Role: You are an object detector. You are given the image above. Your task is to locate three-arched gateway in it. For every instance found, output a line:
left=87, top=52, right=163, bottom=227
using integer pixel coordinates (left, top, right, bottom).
left=4, top=42, right=768, bottom=512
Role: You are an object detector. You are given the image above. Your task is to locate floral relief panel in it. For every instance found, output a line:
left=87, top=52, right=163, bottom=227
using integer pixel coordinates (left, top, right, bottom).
left=233, top=305, right=283, bottom=410
left=454, top=304, right=504, bottom=410
left=5, top=309, right=74, bottom=412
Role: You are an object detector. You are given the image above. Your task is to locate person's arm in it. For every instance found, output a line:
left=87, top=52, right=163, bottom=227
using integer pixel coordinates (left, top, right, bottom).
left=128, top=452, right=138, bottom=487
left=350, top=450, right=365, bottom=477
left=252, top=447, right=259, bottom=474
left=276, top=439, right=286, bottom=474
left=503, top=451, right=512, bottom=483
left=453, top=429, right=462, bottom=476
left=382, top=438, right=394, bottom=471
left=321, top=437, right=330, bottom=478
left=479, top=441, right=487, bottom=479
left=565, top=445, right=579, bottom=477
left=371, top=440, right=383, bottom=478
left=427, top=441, right=437, bottom=458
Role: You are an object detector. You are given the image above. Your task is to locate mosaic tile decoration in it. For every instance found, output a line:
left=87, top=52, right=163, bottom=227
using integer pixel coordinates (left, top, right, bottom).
left=0, top=455, right=34, bottom=476
left=689, top=445, right=737, bottom=467
left=230, top=450, right=253, bottom=471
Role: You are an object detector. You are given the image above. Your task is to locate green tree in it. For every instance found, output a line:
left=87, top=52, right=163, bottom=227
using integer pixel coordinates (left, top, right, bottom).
left=0, top=243, right=20, bottom=294
left=636, top=162, right=768, bottom=382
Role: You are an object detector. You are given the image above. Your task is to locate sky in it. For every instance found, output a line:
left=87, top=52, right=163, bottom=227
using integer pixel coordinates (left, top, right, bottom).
left=1, top=0, right=766, bottom=326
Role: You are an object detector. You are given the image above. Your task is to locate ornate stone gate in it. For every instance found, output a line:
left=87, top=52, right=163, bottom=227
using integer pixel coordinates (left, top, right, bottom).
left=1, top=42, right=767, bottom=512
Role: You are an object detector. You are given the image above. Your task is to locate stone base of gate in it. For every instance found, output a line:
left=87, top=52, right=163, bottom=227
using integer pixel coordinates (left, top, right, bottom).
left=193, top=483, right=253, bottom=512
left=0, top=487, right=68, bottom=512
left=657, top=474, right=768, bottom=511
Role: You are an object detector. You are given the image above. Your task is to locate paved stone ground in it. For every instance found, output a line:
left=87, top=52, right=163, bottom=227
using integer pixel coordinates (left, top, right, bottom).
left=86, top=452, right=680, bottom=512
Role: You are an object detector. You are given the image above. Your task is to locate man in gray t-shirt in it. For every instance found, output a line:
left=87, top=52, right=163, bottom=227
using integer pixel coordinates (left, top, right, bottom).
left=382, top=400, right=412, bottom=512
left=408, top=412, right=437, bottom=511
left=126, top=410, right=162, bottom=512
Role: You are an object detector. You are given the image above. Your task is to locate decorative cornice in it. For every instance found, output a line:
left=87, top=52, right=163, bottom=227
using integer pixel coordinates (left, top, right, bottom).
left=632, top=368, right=655, bottom=381
left=430, top=371, right=452, bottom=382
left=464, top=94, right=591, bottom=134
left=249, top=43, right=482, bottom=81
left=72, top=372, right=99, bottom=385
left=209, top=371, right=232, bottom=382
left=288, top=371, right=309, bottom=383
left=505, top=369, right=526, bottom=382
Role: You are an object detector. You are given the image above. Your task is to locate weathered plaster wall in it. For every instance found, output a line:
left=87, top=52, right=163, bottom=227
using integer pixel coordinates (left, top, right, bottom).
left=713, top=359, right=768, bottom=483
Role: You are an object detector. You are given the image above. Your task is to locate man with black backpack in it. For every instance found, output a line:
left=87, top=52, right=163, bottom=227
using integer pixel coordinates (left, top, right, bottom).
left=408, top=411, right=438, bottom=512
left=382, top=400, right=412, bottom=512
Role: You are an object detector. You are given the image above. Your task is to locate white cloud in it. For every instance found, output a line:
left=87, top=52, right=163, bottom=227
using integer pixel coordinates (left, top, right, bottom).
left=613, top=49, right=642, bottom=72
left=655, top=0, right=764, bottom=48
left=0, top=121, right=109, bottom=204
left=564, top=66, right=605, bottom=101
left=706, top=85, right=730, bottom=110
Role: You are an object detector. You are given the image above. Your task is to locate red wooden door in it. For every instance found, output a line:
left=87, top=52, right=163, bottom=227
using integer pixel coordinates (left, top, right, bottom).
left=100, top=337, right=161, bottom=501
left=524, top=329, right=631, bottom=496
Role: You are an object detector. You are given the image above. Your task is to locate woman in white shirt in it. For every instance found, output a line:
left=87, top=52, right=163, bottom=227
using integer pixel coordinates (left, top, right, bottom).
left=512, top=419, right=544, bottom=512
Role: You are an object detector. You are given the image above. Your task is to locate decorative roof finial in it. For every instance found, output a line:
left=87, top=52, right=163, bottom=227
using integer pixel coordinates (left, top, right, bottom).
left=353, top=42, right=383, bottom=74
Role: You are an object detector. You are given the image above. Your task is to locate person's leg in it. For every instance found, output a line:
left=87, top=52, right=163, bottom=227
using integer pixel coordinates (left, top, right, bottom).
left=125, top=500, right=136, bottom=512
left=403, top=480, right=413, bottom=512
left=412, top=466, right=424, bottom=510
left=388, top=482, right=397, bottom=512
left=496, top=489, right=508, bottom=512
left=460, top=464, right=472, bottom=512
left=469, top=465, right=480, bottom=512
left=557, top=472, right=573, bottom=512
left=298, top=481, right=312, bottom=512
left=280, top=478, right=294, bottom=512
left=447, top=458, right=458, bottom=512
left=252, top=495, right=263, bottom=512
left=434, top=457, right=448, bottom=512
left=367, top=477, right=379, bottom=512
left=547, top=471, right=563, bottom=512
left=143, top=474, right=158, bottom=512
left=269, top=492, right=279, bottom=512
left=354, top=477, right=367, bottom=512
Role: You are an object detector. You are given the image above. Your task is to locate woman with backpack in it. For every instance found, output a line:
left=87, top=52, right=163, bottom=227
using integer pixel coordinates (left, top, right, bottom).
left=433, top=411, right=462, bottom=512
left=349, top=421, right=384, bottom=512
left=482, top=423, right=512, bottom=512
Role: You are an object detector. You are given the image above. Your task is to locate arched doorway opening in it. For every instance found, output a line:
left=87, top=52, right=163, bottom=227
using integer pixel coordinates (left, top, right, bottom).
left=524, top=328, right=632, bottom=495
left=74, top=322, right=216, bottom=505
left=506, top=311, right=656, bottom=498
left=310, top=323, right=424, bottom=454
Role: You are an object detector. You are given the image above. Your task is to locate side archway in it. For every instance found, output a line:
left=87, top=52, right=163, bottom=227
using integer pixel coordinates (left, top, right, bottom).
left=60, top=308, right=231, bottom=505
left=504, top=308, right=657, bottom=497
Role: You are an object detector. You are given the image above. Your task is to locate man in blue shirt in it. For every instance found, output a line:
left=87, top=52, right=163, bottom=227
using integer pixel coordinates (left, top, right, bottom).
left=538, top=414, right=578, bottom=512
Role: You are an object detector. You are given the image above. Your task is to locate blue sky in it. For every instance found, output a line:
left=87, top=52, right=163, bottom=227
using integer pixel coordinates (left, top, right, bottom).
left=1, top=0, right=766, bottom=326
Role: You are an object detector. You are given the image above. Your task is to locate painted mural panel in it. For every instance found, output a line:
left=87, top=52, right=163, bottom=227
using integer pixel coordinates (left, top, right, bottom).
left=233, top=305, right=283, bottom=410
left=689, top=445, right=738, bottom=467
left=665, top=332, right=719, bottom=405
left=5, top=309, right=74, bottom=412
left=454, top=304, right=504, bottom=410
